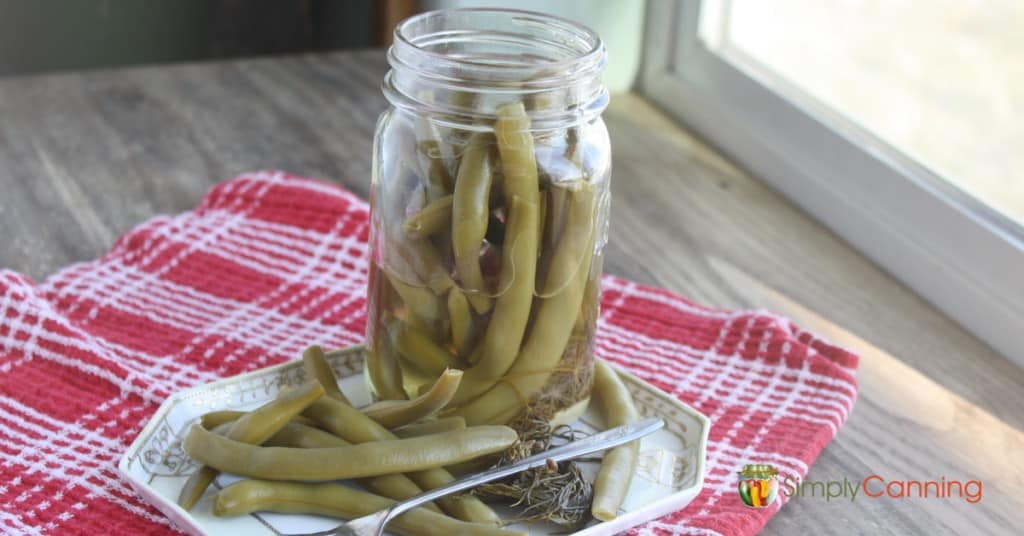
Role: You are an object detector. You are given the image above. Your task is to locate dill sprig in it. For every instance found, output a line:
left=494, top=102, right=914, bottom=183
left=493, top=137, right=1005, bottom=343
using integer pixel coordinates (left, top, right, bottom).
left=473, top=416, right=594, bottom=530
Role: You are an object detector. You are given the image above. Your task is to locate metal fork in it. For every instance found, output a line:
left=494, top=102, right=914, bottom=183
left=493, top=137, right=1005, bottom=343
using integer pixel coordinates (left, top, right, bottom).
left=287, top=417, right=664, bottom=536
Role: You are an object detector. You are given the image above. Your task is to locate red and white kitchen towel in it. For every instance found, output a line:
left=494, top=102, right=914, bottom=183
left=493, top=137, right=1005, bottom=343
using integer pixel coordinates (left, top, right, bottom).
left=0, top=171, right=858, bottom=535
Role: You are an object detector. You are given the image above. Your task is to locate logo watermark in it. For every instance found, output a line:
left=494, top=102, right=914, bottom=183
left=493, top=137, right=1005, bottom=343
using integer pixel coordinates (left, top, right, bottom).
left=738, top=464, right=983, bottom=507
left=737, top=464, right=779, bottom=508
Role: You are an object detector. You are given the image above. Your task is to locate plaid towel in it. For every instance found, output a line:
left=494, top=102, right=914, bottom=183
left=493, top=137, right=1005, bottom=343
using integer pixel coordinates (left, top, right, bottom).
left=0, top=172, right=858, bottom=535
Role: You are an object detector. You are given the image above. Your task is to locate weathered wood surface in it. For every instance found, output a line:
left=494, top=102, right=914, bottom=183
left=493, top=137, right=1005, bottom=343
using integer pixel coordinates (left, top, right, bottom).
left=0, top=50, right=1020, bottom=534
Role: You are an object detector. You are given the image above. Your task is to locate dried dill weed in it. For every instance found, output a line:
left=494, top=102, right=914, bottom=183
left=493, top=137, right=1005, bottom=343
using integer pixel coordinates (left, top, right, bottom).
left=471, top=416, right=596, bottom=530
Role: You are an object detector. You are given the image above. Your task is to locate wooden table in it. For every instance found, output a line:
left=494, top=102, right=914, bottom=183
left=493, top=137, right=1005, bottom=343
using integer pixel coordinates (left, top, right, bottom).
left=1, top=51, right=1020, bottom=534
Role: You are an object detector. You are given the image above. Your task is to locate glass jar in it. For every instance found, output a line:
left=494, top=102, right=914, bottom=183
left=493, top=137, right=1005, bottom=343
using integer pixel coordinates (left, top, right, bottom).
left=366, top=8, right=611, bottom=430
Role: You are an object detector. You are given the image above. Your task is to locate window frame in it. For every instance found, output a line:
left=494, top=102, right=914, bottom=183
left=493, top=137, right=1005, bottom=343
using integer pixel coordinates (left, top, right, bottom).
left=638, top=0, right=1024, bottom=365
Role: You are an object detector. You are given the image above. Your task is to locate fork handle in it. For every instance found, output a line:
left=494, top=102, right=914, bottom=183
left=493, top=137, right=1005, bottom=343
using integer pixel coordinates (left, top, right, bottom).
left=380, top=417, right=664, bottom=527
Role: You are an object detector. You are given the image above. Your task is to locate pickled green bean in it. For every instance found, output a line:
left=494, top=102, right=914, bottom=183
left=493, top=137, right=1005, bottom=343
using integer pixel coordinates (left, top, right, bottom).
left=537, top=190, right=548, bottom=258
left=405, top=109, right=458, bottom=299
left=591, top=359, right=641, bottom=521
left=536, top=185, right=567, bottom=291
left=262, top=422, right=442, bottom=513
left=302, top=345, right=349, bottom=403
left=447, top=289, right=475, bottom=357
left=213, top=480, right=522, bottom=536
left=361, top=369, right=462, bottom=428
left=566, top=125, right=582, bottom=167
left=414, top=114, right=456, bottom=199
left=199, top=410, right=317, bottom=431
left=402, top=195, right=453, bottom=240
left=380, top=141, right=435, bottom=289
left=441, top=102, right=542, bottom=404
left=575, top=253, right=603, bottom=334
left=177, top=381, right=324, bottom=510
left=448, top=196, right=539, bottom=407
left=203, top=410, right=466, bottom=439
left=419, top=140, right=452, bottom=200
left=405, top=240, right=455, bottom=295
left=183, top=423, right=516, bottom=481
left=385, top=271, right=442, bottom=330
left=452, top=187, right=596, bottom=425
left=536, top=185, right=593, bottom=299
left=443, top=456, right=499, bottom=477
left=366, top=339, right=408, bottom=401
left=262, top=421, right=347, bottom=448
left=303, top=396, right=502, bottom=524
left=452, top=135, right=495, bottom=313
left=382, top=161, right=454, bottom=296
left=548, top=182, right=570, bottom=229
left=538, top=186, right=585, bottom=297
left=390, top=320, right=460, bottom=376
left=495, top=102, right=540, bottom=207
left=392, top=416, right=466, bottom=437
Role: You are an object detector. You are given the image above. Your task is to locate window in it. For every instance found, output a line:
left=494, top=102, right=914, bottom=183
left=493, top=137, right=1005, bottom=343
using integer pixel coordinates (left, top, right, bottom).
left=701, top=0, right=1024, bottom=226
left=640, top=0, right=1024, bottom=364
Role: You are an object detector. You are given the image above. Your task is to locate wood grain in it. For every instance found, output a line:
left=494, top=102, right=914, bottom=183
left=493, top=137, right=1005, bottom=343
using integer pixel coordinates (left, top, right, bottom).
left=0, top=50, right=1020, bottom=534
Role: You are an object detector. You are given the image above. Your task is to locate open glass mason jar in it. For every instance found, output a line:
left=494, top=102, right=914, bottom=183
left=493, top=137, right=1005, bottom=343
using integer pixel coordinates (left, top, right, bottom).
left=366, top=8, right=611, bottom=430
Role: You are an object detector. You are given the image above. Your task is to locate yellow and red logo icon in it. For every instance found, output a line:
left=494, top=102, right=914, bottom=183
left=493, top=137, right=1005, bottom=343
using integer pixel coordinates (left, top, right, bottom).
left=738, top=464, right=779, bottom=508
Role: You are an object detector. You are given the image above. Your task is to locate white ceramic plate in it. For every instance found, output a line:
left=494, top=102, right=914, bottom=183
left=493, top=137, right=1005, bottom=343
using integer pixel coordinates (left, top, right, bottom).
left=118, top=346, right=709, bottom=535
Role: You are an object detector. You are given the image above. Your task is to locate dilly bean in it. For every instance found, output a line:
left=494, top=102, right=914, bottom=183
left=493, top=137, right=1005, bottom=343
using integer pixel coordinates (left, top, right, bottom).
left=365, top=341, right=408, bottom=401
left=263, top=422, right=442, bottom=513
left=302, top=345, right=349, bottom=403
left=213, top=480, right=521, bottom=536
left=403, top=195, right=453, bottom=240
left=199, top=410, right=317, bottom=431
left=453, top=186, right=596, bottom=425
left=448, top=196, right=539, bottom=407
left=303, top=395, right=503, bottom=525
left=361, top=369, right=462, bottom=429
left=176, top=381, right=323, bottom=510
left=390, top=320, right=461, bottom=377
left=452, top=135, right=495, bottom=313
left=447, top=289, right=475, bottom=357
left=591, top=359, right=641, bottom=521
left=183, top=423, right=517, bottom=481
left=392, top=416, right=466, bottom=438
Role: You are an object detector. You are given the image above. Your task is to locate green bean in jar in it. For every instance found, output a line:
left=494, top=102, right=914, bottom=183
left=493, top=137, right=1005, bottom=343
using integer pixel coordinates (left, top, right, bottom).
left=367, top=9, right=611, bottom=429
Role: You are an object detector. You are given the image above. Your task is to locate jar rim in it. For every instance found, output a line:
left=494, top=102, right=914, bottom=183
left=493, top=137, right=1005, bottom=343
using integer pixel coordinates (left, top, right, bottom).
left=385, top=8, right=609, bottom=127
left=393, top=7, right=605, bottom=78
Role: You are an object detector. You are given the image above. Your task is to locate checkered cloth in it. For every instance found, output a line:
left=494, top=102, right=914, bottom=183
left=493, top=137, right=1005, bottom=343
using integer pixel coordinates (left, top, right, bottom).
left=0, top=172, right=858, bottom=535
